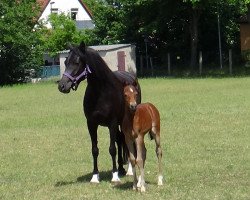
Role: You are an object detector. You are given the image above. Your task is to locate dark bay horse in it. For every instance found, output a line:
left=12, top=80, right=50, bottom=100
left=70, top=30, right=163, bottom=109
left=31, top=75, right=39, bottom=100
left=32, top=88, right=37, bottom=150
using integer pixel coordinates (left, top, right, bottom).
left=58, top=42, right=141, bottom=183
left=122, top=85, right=163, bottom=192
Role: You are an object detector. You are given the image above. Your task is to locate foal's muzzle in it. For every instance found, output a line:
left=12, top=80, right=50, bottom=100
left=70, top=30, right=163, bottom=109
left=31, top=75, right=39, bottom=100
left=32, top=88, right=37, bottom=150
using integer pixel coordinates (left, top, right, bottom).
left=129, top=103, right=137, bottom=111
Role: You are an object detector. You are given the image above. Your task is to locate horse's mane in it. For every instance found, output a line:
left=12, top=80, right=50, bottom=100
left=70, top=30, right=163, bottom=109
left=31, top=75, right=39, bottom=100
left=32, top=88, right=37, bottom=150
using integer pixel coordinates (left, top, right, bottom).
left=85, top=48, right=118, bottom=84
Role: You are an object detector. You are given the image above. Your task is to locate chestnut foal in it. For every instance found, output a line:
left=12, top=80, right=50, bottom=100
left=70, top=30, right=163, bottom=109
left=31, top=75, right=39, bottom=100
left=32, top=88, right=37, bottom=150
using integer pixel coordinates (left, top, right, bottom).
left=122, top=85, right=163, bottom=192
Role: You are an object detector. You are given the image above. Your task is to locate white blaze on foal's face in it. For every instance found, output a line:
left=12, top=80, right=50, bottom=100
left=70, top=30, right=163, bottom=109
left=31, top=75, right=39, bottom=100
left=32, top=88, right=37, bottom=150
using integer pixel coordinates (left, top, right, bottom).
left=124, top=85, right=137, bottom=111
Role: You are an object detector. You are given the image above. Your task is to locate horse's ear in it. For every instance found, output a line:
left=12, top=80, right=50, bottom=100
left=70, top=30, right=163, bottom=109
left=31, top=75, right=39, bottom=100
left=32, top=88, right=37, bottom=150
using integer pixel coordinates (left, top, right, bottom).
left=79, top=41, right=86, bottom=54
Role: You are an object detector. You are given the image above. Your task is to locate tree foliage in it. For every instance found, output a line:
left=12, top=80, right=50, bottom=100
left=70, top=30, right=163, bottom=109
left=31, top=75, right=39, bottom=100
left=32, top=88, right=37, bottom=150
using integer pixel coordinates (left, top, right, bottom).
left=38, top=13, right=94, bottom=57
left=1, top=0, right=250, bottom=85
left=0, top=0, right=43, bottom=85
left=87, top=0, right=250, bottom=71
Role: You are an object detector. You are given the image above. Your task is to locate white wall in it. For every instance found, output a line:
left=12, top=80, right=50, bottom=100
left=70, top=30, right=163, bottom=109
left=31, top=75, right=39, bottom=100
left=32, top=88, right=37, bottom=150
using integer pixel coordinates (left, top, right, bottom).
left=98, top=46, right=136, bottom=73
left=38, top=0, right=93, bottom=29
left=59, top=45, right=137, bottom=77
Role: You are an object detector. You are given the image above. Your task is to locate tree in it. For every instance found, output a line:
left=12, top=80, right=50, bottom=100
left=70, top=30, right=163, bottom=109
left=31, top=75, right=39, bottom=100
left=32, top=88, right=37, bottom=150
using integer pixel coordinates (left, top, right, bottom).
left=182, top=0, right=250, bottom=70
left=38, top=13, right=95, bottom=57
left=0, top=0, right=43, bottom=85
left=65, top=0, right=250, bottom=72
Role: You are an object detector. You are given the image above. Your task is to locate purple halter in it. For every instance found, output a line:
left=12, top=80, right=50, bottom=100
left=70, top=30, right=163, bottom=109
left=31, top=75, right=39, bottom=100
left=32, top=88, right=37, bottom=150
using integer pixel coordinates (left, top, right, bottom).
left=63, top=64, right=92, bottom=90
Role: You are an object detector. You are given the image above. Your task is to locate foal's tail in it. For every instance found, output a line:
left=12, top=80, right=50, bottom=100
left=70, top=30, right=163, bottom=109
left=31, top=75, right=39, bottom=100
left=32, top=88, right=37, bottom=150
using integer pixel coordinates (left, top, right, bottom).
left=148, top=132, right=154, bottom=140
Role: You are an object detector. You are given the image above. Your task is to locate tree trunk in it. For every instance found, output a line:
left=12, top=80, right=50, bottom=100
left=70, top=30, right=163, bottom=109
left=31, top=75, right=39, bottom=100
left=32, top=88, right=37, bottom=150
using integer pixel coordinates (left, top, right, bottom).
left=189, top=8, right=200, bottom=72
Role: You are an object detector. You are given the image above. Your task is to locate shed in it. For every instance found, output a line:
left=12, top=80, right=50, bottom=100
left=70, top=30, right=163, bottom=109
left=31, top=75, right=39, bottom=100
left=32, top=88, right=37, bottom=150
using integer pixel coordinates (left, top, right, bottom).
left=239, top=6, right=250, bottom=53
left=59, top=44, right=137, bottom=76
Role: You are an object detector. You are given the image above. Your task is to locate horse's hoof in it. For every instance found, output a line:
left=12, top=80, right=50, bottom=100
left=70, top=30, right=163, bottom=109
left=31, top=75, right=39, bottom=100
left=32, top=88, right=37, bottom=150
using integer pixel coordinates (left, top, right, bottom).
left=118, top=167, right=127, bottom=176
left=90, top=174, right=100, bottom=183
left=111, top=171, right=121, bottom=183
left=157, top=175, right=163, bottom=186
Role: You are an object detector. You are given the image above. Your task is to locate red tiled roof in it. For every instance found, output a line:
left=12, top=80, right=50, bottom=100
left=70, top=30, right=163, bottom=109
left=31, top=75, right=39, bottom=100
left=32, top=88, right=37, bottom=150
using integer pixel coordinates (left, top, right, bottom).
left=37, top=0, right=93, bottom=19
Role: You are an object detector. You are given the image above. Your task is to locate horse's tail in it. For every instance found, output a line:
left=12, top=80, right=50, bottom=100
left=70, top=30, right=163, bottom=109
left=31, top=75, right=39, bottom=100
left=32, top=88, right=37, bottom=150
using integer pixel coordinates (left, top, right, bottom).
left=121, top=133, right=129, bottom=164
left=117, top=128, right=129, bottom=165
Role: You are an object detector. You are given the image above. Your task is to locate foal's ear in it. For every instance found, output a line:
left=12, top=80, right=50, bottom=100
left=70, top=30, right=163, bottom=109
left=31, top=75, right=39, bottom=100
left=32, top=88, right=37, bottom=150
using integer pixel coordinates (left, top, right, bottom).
left=79, top=41, right=86, bottom=54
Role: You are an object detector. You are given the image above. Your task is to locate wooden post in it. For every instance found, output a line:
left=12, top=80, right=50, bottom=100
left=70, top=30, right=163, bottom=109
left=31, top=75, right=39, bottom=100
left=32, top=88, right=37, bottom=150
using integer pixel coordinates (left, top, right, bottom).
left=168, top=53, right=171, bottom=75
left=140, top=55, right=143, bottom=76
left=199, top=51, right=203, bottom=75
left=229, top=49, right=232, bottom=75
left=150, top=57, right=154, bottom=76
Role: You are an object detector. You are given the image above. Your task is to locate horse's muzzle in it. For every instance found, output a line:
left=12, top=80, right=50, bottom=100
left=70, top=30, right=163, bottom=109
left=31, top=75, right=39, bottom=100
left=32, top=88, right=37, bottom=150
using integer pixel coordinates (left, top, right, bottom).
left=58, top=81, right=72, bottom=93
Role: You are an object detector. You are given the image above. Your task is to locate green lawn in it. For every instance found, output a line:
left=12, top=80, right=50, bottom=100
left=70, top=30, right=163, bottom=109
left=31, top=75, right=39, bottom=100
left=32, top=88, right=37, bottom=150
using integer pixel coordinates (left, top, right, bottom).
left=0, top=78, right=249, bottom=200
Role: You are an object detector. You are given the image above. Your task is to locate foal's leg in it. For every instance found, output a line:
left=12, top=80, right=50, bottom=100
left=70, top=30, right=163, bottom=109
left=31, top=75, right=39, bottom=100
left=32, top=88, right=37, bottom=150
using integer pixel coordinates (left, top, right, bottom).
left=135, top=135, right=146, bottom=192
left=154, top=133, right=163, bottom=186
left=125, top=137, right=137, bottom=190
left=87, top=121, right=100, bottom=183
left=109, top=123, right=120, bottom=183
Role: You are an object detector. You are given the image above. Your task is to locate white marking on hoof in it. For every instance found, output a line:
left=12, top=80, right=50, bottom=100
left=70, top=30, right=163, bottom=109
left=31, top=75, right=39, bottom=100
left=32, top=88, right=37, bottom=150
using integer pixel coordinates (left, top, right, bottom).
left=158, top=175, right=163, bottom=186
left=140, top=185, right=146, bottom=192
left=111, top=171, right=121, bottom=183
left=90, top=174, right=100, bottom=183
left=126, top=162, right=133, bottom=176
left=137, top=175, right=141, bottom=188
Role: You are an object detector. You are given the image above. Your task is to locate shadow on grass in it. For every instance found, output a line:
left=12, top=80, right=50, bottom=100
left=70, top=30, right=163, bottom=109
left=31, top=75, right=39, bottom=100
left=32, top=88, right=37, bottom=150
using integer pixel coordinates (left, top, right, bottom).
left=55, top=171, right=152, bottom=191
left=55, top=171, right=118, bottom=187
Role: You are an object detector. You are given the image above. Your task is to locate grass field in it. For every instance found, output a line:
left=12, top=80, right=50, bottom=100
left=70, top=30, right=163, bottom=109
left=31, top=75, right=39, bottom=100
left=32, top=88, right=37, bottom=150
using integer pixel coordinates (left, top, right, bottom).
left=0, top=78, right=249, bottom=200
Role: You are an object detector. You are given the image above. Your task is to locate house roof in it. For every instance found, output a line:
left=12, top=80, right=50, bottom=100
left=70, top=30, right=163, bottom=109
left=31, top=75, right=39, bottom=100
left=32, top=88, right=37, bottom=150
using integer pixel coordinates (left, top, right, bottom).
left=37, top=0, right=93, bottom=20
left=59, top=44, right=134, bottom=54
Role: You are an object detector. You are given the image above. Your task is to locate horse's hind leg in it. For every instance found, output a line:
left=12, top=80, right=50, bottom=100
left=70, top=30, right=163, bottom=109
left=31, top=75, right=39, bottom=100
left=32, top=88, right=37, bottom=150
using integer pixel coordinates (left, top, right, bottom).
left=155, top=133, right=163, bottom=186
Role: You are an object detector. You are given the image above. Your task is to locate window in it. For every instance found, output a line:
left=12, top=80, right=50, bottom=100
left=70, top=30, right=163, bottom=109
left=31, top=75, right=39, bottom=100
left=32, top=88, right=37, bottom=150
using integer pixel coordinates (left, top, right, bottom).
left=51, top=8, right=58, bottom=14
left=71, top=8, right=78, bottom=20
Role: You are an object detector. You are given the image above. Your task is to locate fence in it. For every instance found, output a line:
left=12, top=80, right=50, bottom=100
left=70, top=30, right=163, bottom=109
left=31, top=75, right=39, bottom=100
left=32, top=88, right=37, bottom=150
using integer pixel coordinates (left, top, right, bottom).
left=137, top=49, right=248, bottom=76
left=40, top=65, right=60, bottom=78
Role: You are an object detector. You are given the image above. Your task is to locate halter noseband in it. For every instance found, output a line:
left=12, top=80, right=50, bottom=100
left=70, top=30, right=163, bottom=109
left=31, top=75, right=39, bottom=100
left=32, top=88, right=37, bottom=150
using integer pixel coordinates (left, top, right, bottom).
left=63, top=64, right=92, bottom=90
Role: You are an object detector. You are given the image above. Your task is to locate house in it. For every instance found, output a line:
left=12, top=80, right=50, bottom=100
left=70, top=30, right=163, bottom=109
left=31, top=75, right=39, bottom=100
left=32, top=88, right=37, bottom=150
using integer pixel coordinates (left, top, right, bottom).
left=59, top=44, right=137, bottom=75
left=37, top=0, right=94, bottom=30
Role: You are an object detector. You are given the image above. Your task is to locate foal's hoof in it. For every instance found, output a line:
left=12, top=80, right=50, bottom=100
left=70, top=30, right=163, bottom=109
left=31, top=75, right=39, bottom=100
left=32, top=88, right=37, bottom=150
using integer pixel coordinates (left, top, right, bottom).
left=157, top=175, right=163, bottom=186
left=137, top=176, right=142, bottom=188
left=126, top=162, right=133, bottom=176
left=140, top=185, right=146, bottom=192
left=90, top=174, right=100, bottom=183
left=111, top=171, right=121, bottom=183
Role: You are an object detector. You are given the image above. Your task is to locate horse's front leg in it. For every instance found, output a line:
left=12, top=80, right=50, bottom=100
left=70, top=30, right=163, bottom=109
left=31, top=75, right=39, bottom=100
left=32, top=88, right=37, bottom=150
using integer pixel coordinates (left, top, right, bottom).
left=109, top=122, right=121, bottom=183
left=87, top=121, right=100, bottom=183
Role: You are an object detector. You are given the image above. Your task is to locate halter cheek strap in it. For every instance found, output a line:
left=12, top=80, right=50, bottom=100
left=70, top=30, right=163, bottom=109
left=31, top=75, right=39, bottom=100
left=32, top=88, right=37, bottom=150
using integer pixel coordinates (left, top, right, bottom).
left=63, top=64, right=92, bottom=85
